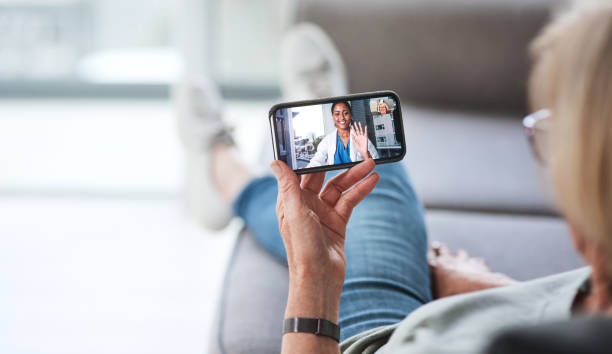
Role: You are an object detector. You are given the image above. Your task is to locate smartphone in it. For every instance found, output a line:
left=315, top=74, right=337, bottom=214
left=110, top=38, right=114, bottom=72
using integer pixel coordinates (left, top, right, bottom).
left=269, top=91, right=406, bottom=174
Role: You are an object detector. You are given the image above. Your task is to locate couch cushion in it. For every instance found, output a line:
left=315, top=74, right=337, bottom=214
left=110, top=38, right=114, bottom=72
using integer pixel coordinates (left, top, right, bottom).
left=296, top=0, right=559, bottom=112
left=425, top=210, right=584, bottom=281
left=402, top=105, right=557, bottom=215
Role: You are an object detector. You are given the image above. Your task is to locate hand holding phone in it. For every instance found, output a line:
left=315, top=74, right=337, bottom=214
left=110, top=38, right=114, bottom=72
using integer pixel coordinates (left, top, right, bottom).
left=269, top=91, right=406, bottom=174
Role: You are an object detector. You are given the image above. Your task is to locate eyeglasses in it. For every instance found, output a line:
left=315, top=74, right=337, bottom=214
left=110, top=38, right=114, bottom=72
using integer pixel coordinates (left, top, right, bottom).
left=522, top=109, right=551, bottom=165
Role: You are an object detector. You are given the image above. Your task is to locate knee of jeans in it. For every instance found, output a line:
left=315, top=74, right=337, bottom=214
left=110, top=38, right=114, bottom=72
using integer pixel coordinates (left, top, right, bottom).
left=345, top=254, right=429, bottom=286
left=374, top=163, right=412, bottom=184
left=339, top=275, right=429, bottom=341
left=343, top=225, right=431, bottom=301
left=371, top=166, right=419, bottom=203
left=345, top=213, right=428, bottom=262
left=341, top=262, right=431, bottom=314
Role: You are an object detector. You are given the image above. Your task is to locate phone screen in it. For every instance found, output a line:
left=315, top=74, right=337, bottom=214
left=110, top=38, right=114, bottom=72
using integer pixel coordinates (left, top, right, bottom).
left=270, top=92, right=405, bottom=174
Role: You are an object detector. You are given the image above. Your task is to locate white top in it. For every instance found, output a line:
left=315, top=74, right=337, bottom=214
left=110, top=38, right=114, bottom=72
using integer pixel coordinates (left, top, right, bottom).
left=306, top=128, right=379, bottom=168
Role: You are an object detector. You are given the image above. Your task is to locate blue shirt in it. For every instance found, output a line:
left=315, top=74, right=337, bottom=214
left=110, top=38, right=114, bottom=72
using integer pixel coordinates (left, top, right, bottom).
left=334, top=133, right=351, bottom=164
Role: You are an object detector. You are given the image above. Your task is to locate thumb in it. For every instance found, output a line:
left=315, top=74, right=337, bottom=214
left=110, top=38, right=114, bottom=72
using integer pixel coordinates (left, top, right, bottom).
left=270, top=160, right=302, bottom=207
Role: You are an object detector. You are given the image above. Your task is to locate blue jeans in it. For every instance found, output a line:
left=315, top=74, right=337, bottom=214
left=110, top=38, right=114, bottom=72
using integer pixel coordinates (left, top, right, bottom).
left=232, top=163, right=432, bottom=341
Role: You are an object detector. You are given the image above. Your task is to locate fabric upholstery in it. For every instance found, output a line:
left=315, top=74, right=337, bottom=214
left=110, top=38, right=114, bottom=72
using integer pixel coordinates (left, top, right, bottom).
left=209, top=230, right=288, bottom=354
left=426, top=210, right=584, bottom=281
left=401, top=105, right=556, bottom=215
left=296, top=0, right=560, bottom=113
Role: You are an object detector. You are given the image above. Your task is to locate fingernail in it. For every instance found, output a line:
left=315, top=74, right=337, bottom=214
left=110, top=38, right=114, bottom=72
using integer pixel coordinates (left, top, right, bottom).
left=270, top=161, right=281, bottom=177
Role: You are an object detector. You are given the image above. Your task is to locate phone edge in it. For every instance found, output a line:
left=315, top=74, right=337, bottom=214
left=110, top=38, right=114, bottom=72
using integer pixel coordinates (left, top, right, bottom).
left=267, top=90, right=406, bottom=174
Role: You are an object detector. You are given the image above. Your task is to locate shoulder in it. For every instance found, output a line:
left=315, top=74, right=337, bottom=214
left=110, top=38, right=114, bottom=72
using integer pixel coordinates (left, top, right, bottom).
left=321, top=131, right=336, bottom=144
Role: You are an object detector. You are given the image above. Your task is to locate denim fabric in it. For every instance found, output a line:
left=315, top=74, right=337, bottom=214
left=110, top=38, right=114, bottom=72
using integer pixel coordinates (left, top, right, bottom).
left=232, top=163, right=432, bottom=341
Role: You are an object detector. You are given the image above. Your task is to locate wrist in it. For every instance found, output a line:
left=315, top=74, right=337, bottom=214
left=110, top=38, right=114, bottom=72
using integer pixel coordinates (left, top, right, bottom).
left=289, top=261, right=345, bottom=281
left=285, top=275, right=342, bottom=322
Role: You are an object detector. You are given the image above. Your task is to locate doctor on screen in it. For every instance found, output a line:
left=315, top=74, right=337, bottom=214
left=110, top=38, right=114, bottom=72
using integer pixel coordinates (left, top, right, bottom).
left=306, top=101, right=379, bottom=168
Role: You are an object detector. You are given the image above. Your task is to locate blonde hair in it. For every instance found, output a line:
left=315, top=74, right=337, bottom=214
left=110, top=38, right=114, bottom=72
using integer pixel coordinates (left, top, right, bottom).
left=529, top=1, right=612, bottom=260
left=378, top=101, right=389, bottom=113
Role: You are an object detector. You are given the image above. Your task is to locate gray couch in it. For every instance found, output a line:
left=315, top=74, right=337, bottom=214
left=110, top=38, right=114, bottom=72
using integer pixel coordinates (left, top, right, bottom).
left=210, top=1, right=584, bottom=353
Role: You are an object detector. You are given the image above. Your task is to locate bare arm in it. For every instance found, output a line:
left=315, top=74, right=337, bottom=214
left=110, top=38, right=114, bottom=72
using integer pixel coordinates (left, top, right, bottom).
left=270, top=159, right=379, bottom=354
left=428, top=242, right=519, bottom=298
left=282, top=275, right=341, bottom=353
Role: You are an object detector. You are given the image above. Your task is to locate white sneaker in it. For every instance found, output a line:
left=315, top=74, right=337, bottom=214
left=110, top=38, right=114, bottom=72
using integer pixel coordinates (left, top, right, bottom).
left=174, top=77, right=234, bottom=230
left=280, top=22, right=349, bottom=101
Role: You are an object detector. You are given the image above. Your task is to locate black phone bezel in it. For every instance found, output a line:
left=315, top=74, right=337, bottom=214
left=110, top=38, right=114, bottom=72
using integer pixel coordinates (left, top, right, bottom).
left=268, top=90, right=406, bottom=175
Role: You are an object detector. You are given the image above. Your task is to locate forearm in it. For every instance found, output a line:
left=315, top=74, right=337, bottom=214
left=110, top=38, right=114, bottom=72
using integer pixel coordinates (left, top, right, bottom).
left=470, top=272, right=519, bottom=291
left=281, top=273, right=342, bottom=354
left=270, top=158, right=378, bottom=354
left=434, top=271, right=519, bottom=299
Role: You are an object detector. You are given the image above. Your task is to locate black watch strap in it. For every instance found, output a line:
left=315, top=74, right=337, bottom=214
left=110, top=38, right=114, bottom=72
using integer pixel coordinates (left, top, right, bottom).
left=283, top=317, right=341, bottom=342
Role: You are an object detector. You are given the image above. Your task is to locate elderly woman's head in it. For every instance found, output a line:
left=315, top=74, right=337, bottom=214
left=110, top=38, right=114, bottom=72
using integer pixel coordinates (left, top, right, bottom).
left=378, top=101, right=389, bottom=115
left=529, top=1, right=612, bottom=273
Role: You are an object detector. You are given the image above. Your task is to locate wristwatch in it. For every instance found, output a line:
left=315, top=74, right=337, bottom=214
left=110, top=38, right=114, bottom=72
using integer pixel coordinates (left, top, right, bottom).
left=283, top=317, right=341, bottom=342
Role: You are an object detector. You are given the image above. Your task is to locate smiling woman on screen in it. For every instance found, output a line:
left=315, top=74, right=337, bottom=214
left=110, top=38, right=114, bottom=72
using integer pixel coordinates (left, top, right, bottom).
left=306, top=101, right=379, bottom=168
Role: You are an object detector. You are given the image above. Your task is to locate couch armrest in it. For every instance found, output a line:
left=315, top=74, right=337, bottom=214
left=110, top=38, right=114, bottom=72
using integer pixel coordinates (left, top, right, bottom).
left=209, top=229, right=287, bottom=354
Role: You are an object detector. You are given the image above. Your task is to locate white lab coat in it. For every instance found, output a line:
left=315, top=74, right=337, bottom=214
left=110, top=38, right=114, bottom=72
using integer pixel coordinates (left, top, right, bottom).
left=306, top=128, right=379, bottom=168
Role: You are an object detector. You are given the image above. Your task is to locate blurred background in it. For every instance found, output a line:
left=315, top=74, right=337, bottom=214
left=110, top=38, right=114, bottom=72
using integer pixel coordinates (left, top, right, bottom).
left=2, top=1, right=581, bottom=353
left=0, top=0, right=291, bottom=353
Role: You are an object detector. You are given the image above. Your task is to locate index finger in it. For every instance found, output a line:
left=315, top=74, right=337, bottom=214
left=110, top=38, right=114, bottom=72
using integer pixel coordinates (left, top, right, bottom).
left=320, top=158, right=376, bottom=206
